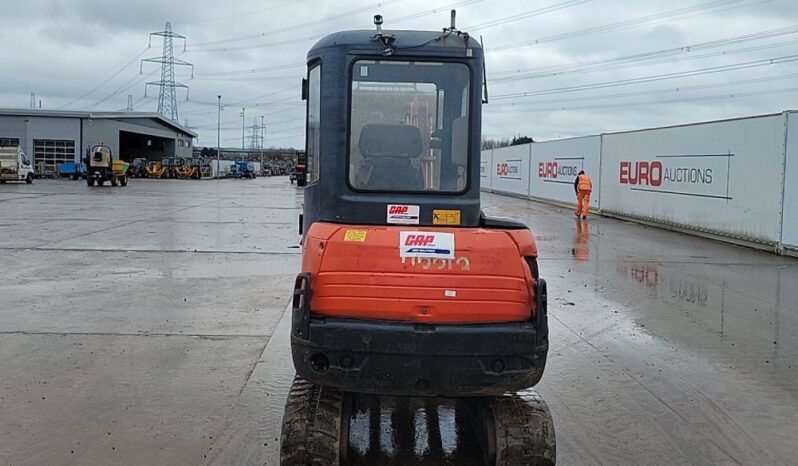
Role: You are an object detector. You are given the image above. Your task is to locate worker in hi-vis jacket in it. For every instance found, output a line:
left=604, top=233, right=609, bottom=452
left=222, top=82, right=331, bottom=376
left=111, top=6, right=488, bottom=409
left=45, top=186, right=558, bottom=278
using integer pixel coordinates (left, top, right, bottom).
left=574, top=170, right=592, bottom=219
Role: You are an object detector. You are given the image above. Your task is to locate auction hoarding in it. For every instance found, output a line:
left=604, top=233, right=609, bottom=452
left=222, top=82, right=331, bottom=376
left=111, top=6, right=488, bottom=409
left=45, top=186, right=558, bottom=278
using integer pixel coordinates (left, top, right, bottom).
left=530, top=135, right=602, bottom=209
left=782, top=112, right=798, bottom=251
left=480, top=149, right=493, bottom=190
left=600, top=114, right=786, bottom=244
left=490, top=144, right=531, bottom=197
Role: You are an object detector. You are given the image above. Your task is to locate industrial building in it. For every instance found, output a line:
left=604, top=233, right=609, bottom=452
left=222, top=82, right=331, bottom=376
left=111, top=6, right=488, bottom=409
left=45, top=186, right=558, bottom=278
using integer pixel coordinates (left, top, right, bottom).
left=0, top=108, right=196, bottom=176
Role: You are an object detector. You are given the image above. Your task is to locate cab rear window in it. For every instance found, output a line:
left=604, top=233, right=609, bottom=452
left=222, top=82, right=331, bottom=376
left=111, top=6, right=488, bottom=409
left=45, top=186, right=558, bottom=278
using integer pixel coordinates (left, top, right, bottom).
left=349, top=60, right=470, bottom=193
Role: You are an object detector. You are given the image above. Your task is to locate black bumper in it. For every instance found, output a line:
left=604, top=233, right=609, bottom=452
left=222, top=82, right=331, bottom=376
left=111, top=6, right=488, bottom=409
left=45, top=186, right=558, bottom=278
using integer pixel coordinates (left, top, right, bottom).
left=88, top=168, right=110, bottom=179
left=290, top=274, right=549, bottom=397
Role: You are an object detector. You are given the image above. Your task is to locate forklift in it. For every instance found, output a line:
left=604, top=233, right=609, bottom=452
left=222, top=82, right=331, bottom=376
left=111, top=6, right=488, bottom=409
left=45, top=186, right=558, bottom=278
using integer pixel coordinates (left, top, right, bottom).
left=280, top=12, right=555, bottom=465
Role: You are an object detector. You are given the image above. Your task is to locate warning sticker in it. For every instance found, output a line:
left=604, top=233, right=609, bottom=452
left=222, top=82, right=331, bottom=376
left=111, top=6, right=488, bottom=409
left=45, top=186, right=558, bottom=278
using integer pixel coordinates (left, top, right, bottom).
left=399, top=231, right=455, bottom=259
left=387, top=204, right=420, bottom=225
left=432, top=209, right=461, bottom=225
left=343, top=230, right=367, bottom=242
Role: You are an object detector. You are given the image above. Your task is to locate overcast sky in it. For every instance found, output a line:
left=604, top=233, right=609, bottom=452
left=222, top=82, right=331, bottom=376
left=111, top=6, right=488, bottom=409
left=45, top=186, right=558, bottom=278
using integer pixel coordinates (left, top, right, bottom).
left=2, top=0, right=797, bottom=148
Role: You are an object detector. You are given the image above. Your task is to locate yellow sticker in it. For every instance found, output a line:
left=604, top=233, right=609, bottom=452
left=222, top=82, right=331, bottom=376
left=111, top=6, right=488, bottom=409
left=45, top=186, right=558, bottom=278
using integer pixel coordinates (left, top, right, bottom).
left=432, top=210, right=461, bottom=225
left=344, top=230, right=368, bottom=242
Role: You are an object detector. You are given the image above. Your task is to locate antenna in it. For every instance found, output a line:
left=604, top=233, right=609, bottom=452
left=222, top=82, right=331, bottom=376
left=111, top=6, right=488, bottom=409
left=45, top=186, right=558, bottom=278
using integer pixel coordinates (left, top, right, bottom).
left=30, top=92, right=36, bottom=109
left=140, top=22, right=194, bottom=122
left=480, top=35, right=489, bottom=104
left=442, top=9, right=468, bottom=41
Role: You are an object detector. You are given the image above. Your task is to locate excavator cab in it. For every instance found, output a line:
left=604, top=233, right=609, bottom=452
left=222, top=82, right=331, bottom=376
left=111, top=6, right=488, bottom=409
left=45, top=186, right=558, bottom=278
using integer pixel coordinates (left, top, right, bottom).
left=282, top=14, right=555, bottom=466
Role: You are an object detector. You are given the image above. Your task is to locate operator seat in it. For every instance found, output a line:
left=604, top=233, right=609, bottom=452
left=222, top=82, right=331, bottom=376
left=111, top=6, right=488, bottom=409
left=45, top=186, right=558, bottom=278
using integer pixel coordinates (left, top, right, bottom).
left=358, top=124, right=424, bottom=190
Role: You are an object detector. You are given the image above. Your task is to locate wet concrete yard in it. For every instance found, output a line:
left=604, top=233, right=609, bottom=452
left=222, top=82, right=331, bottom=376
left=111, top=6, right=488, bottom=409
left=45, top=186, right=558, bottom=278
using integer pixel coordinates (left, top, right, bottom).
left=1, top=178, right=796, bottom=465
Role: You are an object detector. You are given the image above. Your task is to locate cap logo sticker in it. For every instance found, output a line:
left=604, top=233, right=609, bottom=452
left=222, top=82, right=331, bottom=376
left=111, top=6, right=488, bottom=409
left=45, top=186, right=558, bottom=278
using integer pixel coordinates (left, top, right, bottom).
left=399, top=231, right=454, bottom=259
left=387, top=204, right=420, bottom=224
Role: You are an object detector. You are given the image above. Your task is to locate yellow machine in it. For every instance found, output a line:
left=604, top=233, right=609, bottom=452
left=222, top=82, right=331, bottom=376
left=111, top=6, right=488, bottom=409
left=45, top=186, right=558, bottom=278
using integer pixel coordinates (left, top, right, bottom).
left=175, top=158, right=199, bottom=179
left=146, top=161, right=167, bottom=178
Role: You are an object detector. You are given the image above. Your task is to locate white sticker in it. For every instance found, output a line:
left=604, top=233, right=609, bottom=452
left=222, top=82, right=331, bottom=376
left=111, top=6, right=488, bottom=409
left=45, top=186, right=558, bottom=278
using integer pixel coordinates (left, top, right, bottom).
left=387, top=204, right=420, bottom=225
left=360, top=66, right=368, bottom=77
left=444, top=290, right=457, bottom=297
left=399, top=231, right=455, bottom=259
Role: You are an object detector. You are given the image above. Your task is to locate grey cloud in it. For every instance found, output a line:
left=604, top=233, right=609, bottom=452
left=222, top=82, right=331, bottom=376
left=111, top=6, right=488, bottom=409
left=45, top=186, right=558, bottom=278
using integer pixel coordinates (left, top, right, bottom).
left=4, top=0, right=798, bottom=147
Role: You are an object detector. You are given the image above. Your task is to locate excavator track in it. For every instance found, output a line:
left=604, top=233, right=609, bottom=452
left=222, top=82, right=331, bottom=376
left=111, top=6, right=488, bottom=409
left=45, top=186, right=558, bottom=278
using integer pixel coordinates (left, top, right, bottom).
left=280, top=376, right=348, bottom=466
left=280, top=379, right=555, bottom=465
left=467, top=389, right=556, bottom=466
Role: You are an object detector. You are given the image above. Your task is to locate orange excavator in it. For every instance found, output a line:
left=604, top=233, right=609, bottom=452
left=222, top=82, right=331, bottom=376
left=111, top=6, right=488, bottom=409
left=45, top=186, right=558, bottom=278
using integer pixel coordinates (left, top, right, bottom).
left=281, top=12, right=555, bottom=465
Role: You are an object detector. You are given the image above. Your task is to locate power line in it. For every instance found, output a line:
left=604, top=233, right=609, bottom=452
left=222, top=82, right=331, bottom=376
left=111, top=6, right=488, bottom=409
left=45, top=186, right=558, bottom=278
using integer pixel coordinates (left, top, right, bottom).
left=491, top=39, right=798, bottom=84
left=191, top=0, right=405, bottom=48
left=463, top=0, right=595, bottom=32
left=375, top=0, right=485, bottom=26
left=489, top=85, right=798, bottom=113
left=488, top=0, right=770, bottom=53
left=490, top=24, right=798, bottom=82
left=177, top=0, right=308, bottom=25
left=188, top=0, right=490, bottom=54
left=59, top=46, right=149, bottom=108
left=90, top=67, right=159, bottom=109
left=488, top=72, right=798, bottom=110
left=186, top=62, right=304, bottom=78
left=491, top=53, right=798, bottom=100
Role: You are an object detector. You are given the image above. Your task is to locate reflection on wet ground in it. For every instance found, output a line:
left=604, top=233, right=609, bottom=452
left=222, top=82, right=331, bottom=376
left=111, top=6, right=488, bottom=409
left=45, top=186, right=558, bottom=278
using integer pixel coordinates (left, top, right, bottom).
left=346, top=395, right=481, bottom=465
left=571, top=219, right=589, bottom=261
left=481, top=193, right=798, bottom=465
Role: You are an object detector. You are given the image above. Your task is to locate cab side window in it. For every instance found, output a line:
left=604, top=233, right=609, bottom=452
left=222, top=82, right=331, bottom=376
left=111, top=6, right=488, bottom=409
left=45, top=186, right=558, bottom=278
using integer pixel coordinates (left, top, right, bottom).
left=306, top=64, right=321, bottom=184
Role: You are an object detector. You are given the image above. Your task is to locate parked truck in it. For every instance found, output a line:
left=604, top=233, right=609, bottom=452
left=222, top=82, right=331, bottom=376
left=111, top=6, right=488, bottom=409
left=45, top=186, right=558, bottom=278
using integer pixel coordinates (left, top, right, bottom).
left=236, top=160, right=257, bottom=179
left=0, top=146, right=35, bottom=184
left=58, top=162, right=85, bottom=180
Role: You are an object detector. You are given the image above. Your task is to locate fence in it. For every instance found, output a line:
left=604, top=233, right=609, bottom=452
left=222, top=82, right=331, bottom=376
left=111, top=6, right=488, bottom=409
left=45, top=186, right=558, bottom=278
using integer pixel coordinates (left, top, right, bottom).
left=531, top=135, right=602, bottom=209
left=782, top=112, right=798, bottom=253
left=489, top=144, right=531, bottom=197
left=481, top=111, right=798, bottom=256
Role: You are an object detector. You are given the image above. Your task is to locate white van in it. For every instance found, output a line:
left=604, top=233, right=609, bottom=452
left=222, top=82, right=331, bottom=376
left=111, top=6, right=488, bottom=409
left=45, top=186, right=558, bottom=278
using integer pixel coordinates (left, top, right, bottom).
left=0, top=146, right=34, bottom=184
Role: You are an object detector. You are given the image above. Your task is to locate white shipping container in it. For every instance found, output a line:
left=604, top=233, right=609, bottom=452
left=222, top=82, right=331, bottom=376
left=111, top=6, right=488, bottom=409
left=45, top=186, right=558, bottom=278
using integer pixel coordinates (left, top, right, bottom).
left=210, top=160, right=237, bottom=178
left=600, top=114, right=786, bottom=244
left=530, top=135, right=602, bottom=209
left=781, top=111, right=798, bottom=252
left=480, top=149, right=493, bottom=190
left=489, top=143, right=531, bottom=197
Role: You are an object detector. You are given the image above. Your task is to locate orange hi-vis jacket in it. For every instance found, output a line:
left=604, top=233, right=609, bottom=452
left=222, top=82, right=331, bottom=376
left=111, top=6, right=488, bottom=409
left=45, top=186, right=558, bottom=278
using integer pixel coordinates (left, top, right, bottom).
left=575, top=174, right=592, bottom=192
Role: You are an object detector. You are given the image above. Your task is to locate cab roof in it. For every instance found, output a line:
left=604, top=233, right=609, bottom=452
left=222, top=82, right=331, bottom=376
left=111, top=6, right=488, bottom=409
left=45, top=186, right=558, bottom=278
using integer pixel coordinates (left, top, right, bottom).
left=307, top=29, right=483, bottom=60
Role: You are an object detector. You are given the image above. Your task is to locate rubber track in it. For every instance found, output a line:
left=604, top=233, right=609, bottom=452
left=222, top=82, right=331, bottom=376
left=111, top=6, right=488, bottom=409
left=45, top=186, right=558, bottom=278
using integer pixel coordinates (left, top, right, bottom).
left=492, top=391, right=556, bottom=466
left=280, top=376, right=343, bottom=466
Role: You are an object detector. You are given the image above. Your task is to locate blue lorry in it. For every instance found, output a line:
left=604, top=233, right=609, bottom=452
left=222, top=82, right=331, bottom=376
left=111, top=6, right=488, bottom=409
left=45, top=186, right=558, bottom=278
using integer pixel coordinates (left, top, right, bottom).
left=58, top=162, right=85, bottom=180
